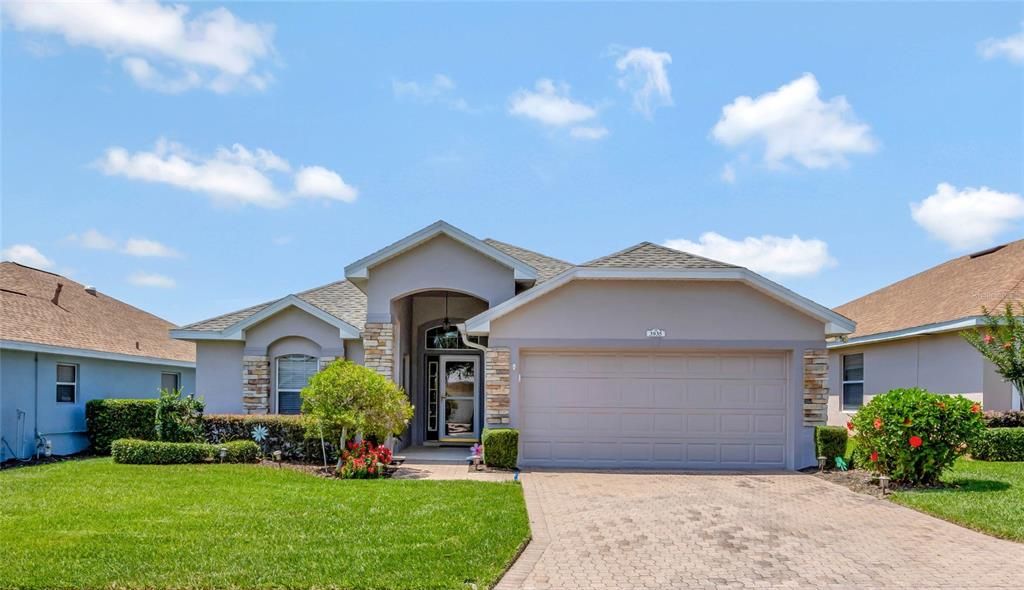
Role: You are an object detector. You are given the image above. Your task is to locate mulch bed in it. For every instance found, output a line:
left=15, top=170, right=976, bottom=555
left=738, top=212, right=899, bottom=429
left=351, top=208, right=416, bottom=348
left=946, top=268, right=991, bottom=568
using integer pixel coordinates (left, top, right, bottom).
left=803, top=466, right=889, bottom=498
left=257, top=459, right=400, bottom=479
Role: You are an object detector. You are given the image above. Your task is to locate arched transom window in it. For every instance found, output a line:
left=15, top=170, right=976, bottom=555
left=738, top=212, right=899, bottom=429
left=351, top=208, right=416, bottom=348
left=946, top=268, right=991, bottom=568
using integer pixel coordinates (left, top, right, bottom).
left=276, top=354, right=318, bottom=415
left=425, top=325, right=487, bottom=350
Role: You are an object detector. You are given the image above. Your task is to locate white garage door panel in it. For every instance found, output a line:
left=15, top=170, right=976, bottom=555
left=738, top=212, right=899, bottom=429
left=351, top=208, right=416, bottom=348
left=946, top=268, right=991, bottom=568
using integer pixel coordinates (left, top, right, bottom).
left=520, top=351, right=789, bottom=469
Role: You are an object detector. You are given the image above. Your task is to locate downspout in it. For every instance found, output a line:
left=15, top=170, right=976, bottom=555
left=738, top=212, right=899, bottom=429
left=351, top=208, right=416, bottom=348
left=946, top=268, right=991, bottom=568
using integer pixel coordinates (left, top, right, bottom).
left=33, top=353, right=40, bottom=459
left=457, top=324, right=489, bottom=441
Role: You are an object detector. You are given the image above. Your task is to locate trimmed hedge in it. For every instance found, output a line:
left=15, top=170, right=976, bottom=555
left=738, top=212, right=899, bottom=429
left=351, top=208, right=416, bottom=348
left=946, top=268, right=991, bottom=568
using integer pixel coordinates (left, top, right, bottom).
left=111, top=439, right=259, bottom=465
left=972, top=428, right=1024, bottom=461
left=983, top=411, right=1024, bottom=428
left=815, top=426, right=849, bottom=469
left=86, top=399, right=158, bottom=454
left=204, top=414, right=335, bottom=464
left=482, top=428, right=518, bottom=469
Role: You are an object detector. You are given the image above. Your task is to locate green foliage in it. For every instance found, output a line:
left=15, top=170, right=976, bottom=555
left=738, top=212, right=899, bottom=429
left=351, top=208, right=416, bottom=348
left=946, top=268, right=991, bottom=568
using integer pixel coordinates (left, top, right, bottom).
left=300, top=360, right=413, bottom=453
left=482, top=428, right=519, bottom=469
left=85, top=399, right=158, bottom=454
left=814, top=426, right=849, bottom=469
left=962, top=303, right=1024, bottom=407
left=851, top=388, right=985, bottom=485
left=203, top=414, right=336, bottom=463
left=110, top=439, right=259, bottom=464
left=972, top=428, right=1024, bottom=461
left=154, top=389, right=205, bottom=442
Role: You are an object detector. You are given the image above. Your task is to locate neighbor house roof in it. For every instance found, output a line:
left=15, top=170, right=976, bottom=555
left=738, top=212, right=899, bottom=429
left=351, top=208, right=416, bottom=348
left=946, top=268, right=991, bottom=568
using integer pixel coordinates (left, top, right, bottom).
left=835, top=239, right=1024, bottom=341
left=583, top=242, right=738, bottom=270
left=0, top=262, right=195, bottom=364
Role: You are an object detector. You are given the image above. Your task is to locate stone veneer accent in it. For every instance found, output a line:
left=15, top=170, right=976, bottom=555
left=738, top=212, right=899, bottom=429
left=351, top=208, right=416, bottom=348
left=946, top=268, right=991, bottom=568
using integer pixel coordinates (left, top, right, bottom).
left=803, top=349, right=829, bottom=426
left=362, top=323, right=394, bottom=380
left=319, top=356, right=337, bottom=371
left=485, top=347, right=511, bottom=426
left=242, top=355, right=271, bottom=414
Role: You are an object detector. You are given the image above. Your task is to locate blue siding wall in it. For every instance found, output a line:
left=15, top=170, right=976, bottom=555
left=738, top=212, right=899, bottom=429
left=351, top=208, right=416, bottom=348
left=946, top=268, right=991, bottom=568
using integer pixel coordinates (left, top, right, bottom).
left=0, top=350, right=195, bottom=460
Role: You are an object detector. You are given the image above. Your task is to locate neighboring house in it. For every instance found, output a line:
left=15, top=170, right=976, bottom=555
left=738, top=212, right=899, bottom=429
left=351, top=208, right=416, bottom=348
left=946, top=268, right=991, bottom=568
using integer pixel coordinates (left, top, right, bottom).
left=171, top=221, right=854, bottom=470
left=827, top=240, right=1023, bottom=426
left=0, top=262, right=196, bottom=460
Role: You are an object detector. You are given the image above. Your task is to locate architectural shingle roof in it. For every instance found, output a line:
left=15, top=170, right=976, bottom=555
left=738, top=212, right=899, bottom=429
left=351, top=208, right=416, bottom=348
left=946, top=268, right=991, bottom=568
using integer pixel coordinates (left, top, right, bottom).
left=835, top=239, right=1024, bottom=339
left=484, top=239, right=573, bottom=283
left=583, top=242, right=738, bottom=270
left=0, top=262, right=195, bottom=363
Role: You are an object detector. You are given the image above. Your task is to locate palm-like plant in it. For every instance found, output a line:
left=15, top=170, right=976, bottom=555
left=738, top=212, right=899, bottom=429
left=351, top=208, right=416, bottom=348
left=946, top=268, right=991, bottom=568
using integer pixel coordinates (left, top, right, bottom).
left=962, top=303, right=1024, bottom=408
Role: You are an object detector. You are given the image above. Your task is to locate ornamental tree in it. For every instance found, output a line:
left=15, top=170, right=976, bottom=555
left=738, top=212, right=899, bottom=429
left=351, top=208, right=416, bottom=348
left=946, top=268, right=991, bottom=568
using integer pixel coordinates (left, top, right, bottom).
left=851, top=388, right=984, bottom=485
left=962, top=303, right=1024, bottom=409
left=300, top=360, right=413, bottom=469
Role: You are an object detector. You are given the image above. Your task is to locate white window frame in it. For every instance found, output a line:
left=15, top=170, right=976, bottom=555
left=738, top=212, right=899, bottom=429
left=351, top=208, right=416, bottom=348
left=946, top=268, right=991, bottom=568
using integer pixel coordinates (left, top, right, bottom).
left=56, top=363, right=78, bottom=404
left=841, top=353, right=864, bottom=412
left=276, top=354, right=318, bottom=415
left=161, top=372, right=181, bottom=392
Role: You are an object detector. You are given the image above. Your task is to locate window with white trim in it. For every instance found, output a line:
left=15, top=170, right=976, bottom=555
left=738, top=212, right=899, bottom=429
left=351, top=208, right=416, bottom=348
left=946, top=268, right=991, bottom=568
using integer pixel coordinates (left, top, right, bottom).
left=842, top=353, right=864, bottom=410
left=276, top=355, right=318, bottom=415
left=161, top=372, right=180, bottom=392
left=56, top=364, right=77, bottom=403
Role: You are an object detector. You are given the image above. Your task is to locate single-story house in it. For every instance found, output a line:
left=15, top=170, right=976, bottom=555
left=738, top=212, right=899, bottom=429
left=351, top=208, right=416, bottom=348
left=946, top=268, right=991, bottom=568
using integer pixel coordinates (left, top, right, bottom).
left=1, top=262, right=196, bottom=460
left=827, top=239, right=1023, bottom=426
left=171, top=221, right=854, bottom=470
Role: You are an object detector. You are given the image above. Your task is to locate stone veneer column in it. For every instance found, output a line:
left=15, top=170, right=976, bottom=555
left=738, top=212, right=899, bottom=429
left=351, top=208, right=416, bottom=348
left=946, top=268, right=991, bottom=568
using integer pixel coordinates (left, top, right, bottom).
left=362, top=323, right=394, bottom=380
left=319, top=356, right=337, bottom=371
left=242, top=355, right=270, bottom=414
left=485, top=347, right=511, bottom=426
left=803, top=349, right=829, bottom=426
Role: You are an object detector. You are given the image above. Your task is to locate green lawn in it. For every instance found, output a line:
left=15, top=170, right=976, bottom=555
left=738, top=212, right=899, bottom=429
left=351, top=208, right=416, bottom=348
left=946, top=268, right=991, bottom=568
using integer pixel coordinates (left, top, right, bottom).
left=891, top=459, right=1024, bottom=542
left=0, top=459, right=530, bottom=590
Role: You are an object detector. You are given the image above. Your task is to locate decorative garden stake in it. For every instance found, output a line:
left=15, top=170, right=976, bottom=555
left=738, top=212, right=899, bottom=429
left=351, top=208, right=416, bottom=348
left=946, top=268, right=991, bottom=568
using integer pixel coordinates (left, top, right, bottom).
left=879, top=475, right=890, bottom=494
left=251, top=424, right=269, bottom=458
left=817, top=456, right=827, bottom=472
left=834, top=456, right=849, bottom=471
left=272, top=449, right=282, bottom=468
left=218, top=447, right=227, bottom=463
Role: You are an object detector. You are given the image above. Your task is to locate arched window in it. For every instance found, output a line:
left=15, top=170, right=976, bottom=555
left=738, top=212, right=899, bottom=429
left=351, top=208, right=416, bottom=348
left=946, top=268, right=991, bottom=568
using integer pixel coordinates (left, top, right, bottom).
left=424, top=325, right=487, bottom=350
left=276, top=354, right=318, bottom=415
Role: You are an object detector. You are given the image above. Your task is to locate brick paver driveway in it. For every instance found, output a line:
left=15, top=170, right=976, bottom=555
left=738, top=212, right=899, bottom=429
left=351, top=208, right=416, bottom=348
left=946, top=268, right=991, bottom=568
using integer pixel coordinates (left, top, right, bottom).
left=497, top=471, right=1024, bottom=589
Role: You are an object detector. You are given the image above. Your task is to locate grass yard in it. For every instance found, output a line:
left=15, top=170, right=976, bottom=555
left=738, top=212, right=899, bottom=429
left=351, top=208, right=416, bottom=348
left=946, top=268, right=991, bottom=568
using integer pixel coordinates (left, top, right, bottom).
left=891, top=459, right=1024, bottom=542
left=0, top=458, right=530, bottom=590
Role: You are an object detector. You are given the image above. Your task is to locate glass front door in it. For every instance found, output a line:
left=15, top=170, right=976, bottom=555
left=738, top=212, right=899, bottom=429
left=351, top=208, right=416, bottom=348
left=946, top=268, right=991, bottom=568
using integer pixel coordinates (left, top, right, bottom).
left=439, top=355, right=478, bottom=440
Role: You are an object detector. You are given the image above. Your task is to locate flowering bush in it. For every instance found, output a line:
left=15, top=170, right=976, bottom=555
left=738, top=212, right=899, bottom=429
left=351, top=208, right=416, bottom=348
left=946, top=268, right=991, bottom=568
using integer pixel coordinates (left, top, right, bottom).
left=338, top=440, right=393, bottom=479
left=851, top=388, right=985, bottom=485
left=962, top=303, right=1024, bottom=409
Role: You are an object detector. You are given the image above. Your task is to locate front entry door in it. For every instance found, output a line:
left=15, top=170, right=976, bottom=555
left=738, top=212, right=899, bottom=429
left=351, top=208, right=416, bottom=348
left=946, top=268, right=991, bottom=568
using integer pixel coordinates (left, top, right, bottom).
left=439, top=355, right=479, bottom=441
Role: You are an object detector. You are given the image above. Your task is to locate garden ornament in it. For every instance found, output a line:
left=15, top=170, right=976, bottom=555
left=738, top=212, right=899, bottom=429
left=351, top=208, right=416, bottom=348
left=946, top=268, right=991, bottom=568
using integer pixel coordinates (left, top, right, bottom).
left=834, top=456, right=849, bottom=471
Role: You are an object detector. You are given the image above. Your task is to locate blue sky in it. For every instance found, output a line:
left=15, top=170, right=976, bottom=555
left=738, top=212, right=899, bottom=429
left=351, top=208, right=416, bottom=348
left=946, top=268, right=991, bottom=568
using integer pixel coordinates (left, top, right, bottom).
left=2, top=1, right=1022, bottom=325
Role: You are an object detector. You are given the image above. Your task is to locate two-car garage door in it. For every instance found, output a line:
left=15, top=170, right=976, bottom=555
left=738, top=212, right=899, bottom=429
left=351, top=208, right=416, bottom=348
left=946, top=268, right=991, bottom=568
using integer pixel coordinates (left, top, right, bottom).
left=519, top=350, right=790, bottom=470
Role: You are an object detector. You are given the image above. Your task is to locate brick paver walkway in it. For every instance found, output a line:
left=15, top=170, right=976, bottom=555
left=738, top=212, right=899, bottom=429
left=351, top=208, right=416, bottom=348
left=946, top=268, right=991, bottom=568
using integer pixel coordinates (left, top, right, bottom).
left=497, top=471, right=1024, bottom=589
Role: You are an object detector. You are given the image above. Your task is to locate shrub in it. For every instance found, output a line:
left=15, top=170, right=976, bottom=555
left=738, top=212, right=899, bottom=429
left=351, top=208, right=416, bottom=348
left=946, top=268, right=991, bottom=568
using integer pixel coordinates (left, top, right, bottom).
left=111, top=439, right=259, bottom=465
left=814, top=426, right=849, bottom=469
left=204, top=414, right=336, bottom=463
left=155, top=389, right=204, bottom=443
left=482, top=428, right=518, bottom=469
left=338, top=440, right=392, bottom=479
left=983, top=410, right=1024, bottom=428
left=86, top=399, right=158, bottom=454
left=851, top=388, right=985, bottom=485
left=972, top=428, right=1024, bottom=461
left=962, top=303, right=1024, bottom=410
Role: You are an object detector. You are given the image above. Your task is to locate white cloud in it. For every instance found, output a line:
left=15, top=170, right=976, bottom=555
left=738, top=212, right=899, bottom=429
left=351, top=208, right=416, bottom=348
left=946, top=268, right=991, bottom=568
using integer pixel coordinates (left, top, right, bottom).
left=3, top=0, right=275, bottom=93
left=711, top=73, right=878, bottom=169
left=664, top=232, right=836, bottom=277
left=978, top=24, right=1024, bottom=63
left=509, top=79, right=597, bottom=127
left=1, top=244, right=54, bottom=269
left=910, top=183, right=1024, bottom=250
left=122, top=238, right=181, bottom=258
left=392, top=74, right=469, bottom=111
left=67, top=229, right=117, bottom=250
left=720, top=163, right=737, bottom=184
left=294, top=166, right=358, bottom=203
left=615, top=47, right=673, bottom=117
left=98, top=138, right=357, bottom=208
left=569, top=126, right=609, bottom=140
left=128, top=272, right=176, bottom=288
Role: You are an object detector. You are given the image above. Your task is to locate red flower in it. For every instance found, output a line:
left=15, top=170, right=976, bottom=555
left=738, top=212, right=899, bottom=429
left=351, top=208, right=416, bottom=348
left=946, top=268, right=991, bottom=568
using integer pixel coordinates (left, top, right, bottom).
left=937, top=401, right=946, bottom=410
left=870, top=451, right=879, bottom=462
left=971, top=403, right=981, bottom=414
left=873, top=418, right=883, bottom=430
left=909, top=436, right=923, bottom=448
left=983, top=333, right=993, bottom=344
left=845, top=421, right=854, bottom=431
left=1004, top=342, right=1013, bottom=350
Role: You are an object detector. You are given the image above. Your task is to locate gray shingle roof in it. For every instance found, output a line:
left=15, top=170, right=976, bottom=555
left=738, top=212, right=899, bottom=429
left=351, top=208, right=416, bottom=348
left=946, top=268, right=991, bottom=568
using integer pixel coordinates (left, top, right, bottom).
left=484, top=239, right=573, bottom=283
left=583, top=242, right=737, bottom=270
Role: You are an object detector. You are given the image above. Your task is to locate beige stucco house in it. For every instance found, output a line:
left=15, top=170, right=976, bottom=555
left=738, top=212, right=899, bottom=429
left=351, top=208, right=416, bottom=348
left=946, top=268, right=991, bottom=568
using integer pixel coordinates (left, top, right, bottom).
left=827, top=239, right=1023, bottom=426
left=171, top=221, right=855, bottom=470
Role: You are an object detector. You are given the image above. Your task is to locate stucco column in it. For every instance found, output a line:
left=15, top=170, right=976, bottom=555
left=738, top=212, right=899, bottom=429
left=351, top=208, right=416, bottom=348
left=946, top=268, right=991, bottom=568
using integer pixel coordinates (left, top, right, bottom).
left=803, top=349, right=829, bottom=426
left=242, top=355, right=270, bottom=414
left=485, top=347, right=511, bottom=426
left=362, top=323, right=394, bottom=380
